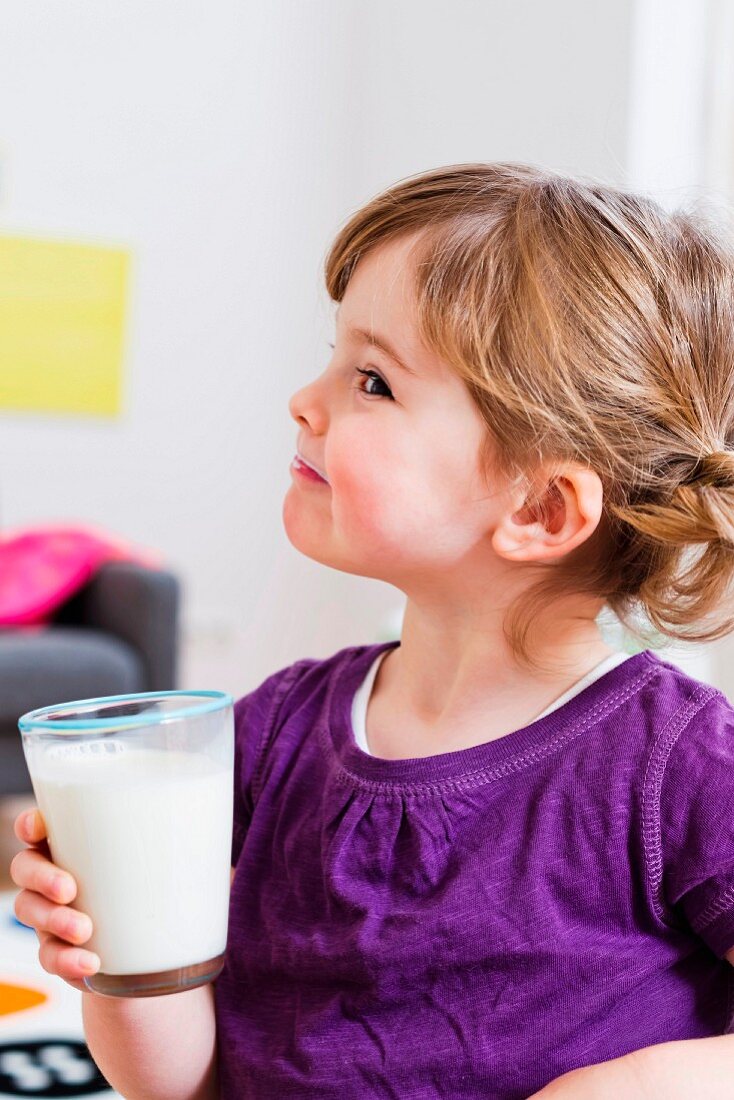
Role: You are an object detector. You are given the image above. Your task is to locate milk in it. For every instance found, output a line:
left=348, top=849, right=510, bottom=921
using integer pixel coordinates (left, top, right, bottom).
left=30, top=745, right=233, bottom=975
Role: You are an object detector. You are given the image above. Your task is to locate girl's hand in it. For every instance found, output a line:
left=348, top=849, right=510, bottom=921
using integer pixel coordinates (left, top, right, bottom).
left=9, top=808, right=100, bottom=994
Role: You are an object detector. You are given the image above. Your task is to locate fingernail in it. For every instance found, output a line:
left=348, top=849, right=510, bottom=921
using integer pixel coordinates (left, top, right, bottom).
left=53, top=874, right=71, bottom=900
left=22, top=811, right=33, bottom=835
left=65, top=915, right=86, bottom=940
left=78, top=952, right=100, bottom=974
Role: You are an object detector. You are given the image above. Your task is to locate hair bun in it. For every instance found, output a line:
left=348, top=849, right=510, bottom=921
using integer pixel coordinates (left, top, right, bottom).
left=680, top=450, right=734, bottom=489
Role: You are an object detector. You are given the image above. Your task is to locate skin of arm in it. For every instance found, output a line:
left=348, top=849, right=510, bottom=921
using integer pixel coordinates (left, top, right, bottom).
left=80, top=867, right=236, bottom=1100
left=82, top=982, right=218, bottom=1100
left=527, top=947, right=734, bottom=1099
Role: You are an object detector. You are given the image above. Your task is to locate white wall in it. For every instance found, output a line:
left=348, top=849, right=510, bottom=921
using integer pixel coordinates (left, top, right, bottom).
left=11, top=0, right=709, bottom=701
left=350, top=0, right=633, bottom=192
left=0, top=1, right=393, bottom=694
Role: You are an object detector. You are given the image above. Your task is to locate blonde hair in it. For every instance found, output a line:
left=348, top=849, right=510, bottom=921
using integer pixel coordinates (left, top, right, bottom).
left=324, top=163, right=734, bottom=671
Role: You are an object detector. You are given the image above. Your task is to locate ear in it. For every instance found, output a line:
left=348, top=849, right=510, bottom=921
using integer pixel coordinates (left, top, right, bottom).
left=491, top=466, right=604, bottom=563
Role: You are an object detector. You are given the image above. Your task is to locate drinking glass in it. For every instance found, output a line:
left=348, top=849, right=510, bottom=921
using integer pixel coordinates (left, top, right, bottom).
left=19, top=690, right=234, bottom=998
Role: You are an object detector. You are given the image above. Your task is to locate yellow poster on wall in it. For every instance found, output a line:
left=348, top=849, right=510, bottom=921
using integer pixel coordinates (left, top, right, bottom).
left=0, top=234, right=130, bottom=416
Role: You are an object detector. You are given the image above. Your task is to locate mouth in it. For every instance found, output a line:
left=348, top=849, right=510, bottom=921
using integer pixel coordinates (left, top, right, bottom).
left=291, top=452, right=329, bottom=485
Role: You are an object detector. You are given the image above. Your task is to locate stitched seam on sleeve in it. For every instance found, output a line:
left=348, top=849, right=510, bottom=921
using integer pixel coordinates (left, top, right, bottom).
left=641, top=685, right=721, bottom=926
left=696, top=883, right=734, bottom=931
left=250, top=660, right=312, bottom=805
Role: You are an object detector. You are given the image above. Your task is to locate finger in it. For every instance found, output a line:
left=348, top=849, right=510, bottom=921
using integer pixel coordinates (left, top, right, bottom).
left=13, top=809, right=46, bottom=846
left=37, top=930, right=100, bottom=983
left=36, top=932, right=91, bottom=995
left=9, top=848, right=77, bottom=904
left=14, top=890, right=93, bottom=946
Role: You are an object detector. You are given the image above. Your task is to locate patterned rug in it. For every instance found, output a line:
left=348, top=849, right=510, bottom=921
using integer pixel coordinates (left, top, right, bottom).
left=0, top=890, right=118, bottom=1097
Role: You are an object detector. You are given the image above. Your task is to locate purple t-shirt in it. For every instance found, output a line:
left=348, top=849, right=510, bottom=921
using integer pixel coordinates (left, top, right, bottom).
left=214, top=641, right=734, bottom=1098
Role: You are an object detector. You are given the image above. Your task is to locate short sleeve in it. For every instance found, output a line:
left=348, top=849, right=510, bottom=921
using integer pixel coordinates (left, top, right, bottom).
left=657, top=690, right=734, bottom=958
left=230, top=660, right=311, bottom=867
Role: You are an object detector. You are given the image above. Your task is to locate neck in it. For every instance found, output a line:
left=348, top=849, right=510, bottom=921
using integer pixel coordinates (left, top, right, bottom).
left=380, top=596, right=616, bottom=732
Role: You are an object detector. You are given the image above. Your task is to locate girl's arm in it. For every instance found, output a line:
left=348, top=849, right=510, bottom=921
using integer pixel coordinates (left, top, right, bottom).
left=529, top=1034, right=734, bottom=1098
left=81, top=868, right=235, bottom=1099
left=530, top=946, right=734, bottom=1099
left=82, top=982, right=218, bottom=1100
left=11, top=807, right=229, bottom=1100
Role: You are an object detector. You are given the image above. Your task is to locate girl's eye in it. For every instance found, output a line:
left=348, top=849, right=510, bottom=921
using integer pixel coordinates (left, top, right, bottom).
left=354, top=367, right=394, bottom=401
left=326, top=341, right=394, bottom=401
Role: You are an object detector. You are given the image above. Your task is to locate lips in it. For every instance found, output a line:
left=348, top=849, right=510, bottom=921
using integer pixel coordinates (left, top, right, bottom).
left=292, top=453, right=329, bottom=484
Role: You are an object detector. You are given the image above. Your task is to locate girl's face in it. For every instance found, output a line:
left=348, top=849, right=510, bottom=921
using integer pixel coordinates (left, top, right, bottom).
left=285, top=234, right=511, bottom=591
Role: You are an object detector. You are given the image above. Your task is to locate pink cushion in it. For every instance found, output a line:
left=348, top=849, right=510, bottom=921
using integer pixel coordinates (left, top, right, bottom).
left=0, top=526, right=164, bottom=627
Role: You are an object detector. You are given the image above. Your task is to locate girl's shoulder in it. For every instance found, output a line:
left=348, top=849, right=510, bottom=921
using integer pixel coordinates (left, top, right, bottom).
left=637, top=649, right=734, bottom=752
left=647, top=652, right=734, bottom=789
left=232, top=640, right=392, bottom=757
left=229, top=642, right=391, bottom=835
left=234, top=640, right=391, bottom=714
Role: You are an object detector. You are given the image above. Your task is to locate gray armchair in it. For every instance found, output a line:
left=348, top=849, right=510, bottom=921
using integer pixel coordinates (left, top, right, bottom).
left=0, top=561, right=181, bottom=796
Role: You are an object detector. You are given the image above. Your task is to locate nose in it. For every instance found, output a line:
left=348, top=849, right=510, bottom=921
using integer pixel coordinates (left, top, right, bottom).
left=288, top=375, right=328, bottom=435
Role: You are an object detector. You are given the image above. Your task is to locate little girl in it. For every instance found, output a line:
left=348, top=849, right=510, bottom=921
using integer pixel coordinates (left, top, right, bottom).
left=11, top=163, right=734, bottom=1099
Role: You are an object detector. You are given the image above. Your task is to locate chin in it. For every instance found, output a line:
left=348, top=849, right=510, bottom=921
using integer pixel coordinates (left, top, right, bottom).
left=282, top=491, right=408, bottom=583
left=282, top=520, right=379, bottom=581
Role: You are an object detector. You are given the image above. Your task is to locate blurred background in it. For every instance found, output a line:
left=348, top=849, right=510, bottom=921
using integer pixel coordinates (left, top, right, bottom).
left=2, top=0, right=734, bottom=795
left=2, top=1, right=734, bottom=1084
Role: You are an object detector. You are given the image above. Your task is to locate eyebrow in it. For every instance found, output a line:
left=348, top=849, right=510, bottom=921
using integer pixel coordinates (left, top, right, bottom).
left=337, top=314, right=418, bottom=377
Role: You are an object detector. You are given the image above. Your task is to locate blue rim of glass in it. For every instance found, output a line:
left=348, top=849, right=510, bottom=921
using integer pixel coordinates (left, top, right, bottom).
left=18, top=690, right=234, bottom=734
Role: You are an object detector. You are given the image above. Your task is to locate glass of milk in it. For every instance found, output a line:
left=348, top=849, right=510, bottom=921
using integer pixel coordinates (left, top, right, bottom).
left=18, top=689, right=234, bottom=998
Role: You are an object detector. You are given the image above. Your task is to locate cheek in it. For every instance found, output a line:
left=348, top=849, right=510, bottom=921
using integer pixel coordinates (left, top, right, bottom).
left=327, top=428, right=453, bottom=546
left=327, top=422, right=387, bottom=494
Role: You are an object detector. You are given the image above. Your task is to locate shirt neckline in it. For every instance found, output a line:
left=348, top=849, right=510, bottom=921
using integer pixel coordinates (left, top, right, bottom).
left=323, top=640, right=662, bottom=789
